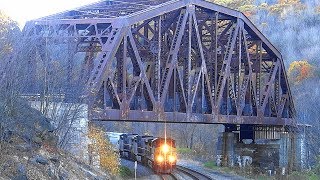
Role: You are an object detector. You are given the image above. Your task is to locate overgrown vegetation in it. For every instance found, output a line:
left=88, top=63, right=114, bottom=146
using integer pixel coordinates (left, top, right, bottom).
left=287, top=171, right=319, bottom=180
left=204, top=161, right=220, bottom=170
left=204, top=161, right=239, bottom=175
left=119, top=166, right=133, bottom=178
left=88, top=125, right=120, bottom=176
left=177, top=147, right=193, bottom=154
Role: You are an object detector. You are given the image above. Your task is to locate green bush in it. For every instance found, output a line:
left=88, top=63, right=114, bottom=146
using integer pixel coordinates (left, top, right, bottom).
left=119, top=166, right=133, bottom=177
left=203, top=161, right=233, bottom=173
left=288, top=171, right=319, bottom=180
left=177, top=147, right=192, bottom=154
left=204, top=161, right=218, bottom=169
left=314, top=156, right=320, bottom=176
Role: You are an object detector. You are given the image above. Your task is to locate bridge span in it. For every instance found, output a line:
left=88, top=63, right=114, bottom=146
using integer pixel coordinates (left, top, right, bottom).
left=21, top=0, right=307, bottom=175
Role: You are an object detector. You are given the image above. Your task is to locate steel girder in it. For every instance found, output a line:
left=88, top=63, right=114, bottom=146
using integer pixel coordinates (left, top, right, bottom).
left=23, top=0, right=296, bottom=126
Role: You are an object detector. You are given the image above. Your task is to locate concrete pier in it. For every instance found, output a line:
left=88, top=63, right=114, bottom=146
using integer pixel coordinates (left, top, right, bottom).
left=293, top=124, right=311, bottom=171
left=222, top=132, right=236, bottom=167
left=279, top=132, right=292, bottom=174
left=216, top=125, right=310, bottom=175
left=216, top=132, right=236, bottom=167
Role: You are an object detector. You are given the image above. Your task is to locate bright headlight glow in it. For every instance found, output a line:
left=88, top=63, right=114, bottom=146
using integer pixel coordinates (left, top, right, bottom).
left=156, top=155, right=164, bottom=163
left=169, top=155, right=176, bottom=163
left=161, top=144, right=169, bottom=153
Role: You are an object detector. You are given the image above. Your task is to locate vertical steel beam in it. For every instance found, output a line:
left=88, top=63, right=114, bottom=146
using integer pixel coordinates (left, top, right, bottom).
left=256, top=41, right=262, bottom=115
left=214, top=12, right=218, bottom=107
left=157, top=16, right=162, bottom=102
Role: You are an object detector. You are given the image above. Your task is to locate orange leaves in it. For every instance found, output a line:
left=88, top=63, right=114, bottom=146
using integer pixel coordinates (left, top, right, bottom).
left=88, top=125, right=120, bottom=175
left=288, top=60, right=314, bottom=84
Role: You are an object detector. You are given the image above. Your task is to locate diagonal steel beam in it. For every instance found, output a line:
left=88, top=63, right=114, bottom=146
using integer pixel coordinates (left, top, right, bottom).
left=128, top=77, right=141, bottom=103
left=191, top=10, right=214, bottom=112
left=278, top=94, right=288, bottom=118
left=261, top=60, right=280, bottom=111
left=237, top=25, right=253, bottom=116
left=216, top=20, right=240, bottom=108
left=175, top=67, right=187, bottom=108
left=128, top=31, right=156, bottom=106
left=160, top=9, right=189, bottom=104
left=107, top=72, right=122, bottom=107
left=87, top=27, right=128, bottom=96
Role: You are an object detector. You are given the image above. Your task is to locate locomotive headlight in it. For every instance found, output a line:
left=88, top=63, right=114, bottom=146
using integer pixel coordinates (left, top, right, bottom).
left=156, top=155, right=164, bottom=163
left=168, top=155, right=176, bottom=163
left=161, top=144, right=169, bottom=154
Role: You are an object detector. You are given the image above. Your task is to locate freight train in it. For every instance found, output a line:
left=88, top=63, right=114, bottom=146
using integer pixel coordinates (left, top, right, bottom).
left=118, top=134, right=177, bottom=173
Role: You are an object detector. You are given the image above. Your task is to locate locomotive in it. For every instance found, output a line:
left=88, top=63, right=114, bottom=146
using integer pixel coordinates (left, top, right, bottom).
left=119, top=134, right=177, bottom=173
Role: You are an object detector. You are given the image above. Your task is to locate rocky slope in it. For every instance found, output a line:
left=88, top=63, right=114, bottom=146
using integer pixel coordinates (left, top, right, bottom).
left=0, top=100, right=110, bottom=179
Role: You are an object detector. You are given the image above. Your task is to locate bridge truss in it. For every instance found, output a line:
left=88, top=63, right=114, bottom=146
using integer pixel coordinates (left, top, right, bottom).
left=23, top=0, right=296, bottom=126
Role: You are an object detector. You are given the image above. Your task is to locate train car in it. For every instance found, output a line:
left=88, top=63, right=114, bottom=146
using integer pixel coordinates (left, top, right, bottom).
left=119, top=133, right=177, bottom=173
left=119, top=133, right=138, bottom=159
left=133, top=135, right=154, bottom=164
left=146, top=138, right=177, bottom=173
left=105, top=132, right=123, bottom=152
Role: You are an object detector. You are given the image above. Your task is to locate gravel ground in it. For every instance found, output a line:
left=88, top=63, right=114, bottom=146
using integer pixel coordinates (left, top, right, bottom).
left=178, top=159, right=248, bottom=180
left=120, top=158, right=249, bottom=180
left=120, top=158, right=160, bottom=179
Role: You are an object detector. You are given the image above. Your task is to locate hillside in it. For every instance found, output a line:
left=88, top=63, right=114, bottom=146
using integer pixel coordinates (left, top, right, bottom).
left=0, top=100, right=110, bottom=179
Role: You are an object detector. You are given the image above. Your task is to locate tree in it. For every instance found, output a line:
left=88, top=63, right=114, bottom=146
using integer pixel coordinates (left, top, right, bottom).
left=268, top=0, right=306, bottom=17
left=315, top=6, right=320, bottom=14
left=0, top=10, right=22, bottom=138
left=0, top=10, right=20, bottom=60
left=288, top=60, right=314, bottom=84
left=88, top=125, right=120, bottom=175
left=209, top=0, right=256, bottom=17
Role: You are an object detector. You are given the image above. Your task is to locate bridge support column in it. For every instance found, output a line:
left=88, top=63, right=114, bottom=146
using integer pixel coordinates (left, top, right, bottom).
left=216, top=132, right=237, bottom=167
left=279, top=126, right=310, bottom=175
left=293, top=124, right=311, bottom=171
left=279, top=132, right=292, bottom=175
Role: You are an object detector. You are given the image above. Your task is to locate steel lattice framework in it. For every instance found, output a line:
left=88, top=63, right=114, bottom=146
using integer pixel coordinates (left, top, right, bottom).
left=23, top=0, right=296, bottom=126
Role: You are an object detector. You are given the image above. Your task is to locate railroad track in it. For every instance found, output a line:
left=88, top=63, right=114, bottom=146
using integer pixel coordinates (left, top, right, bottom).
left=160, top=173, right=177, bottom=180
left=176, top=165, right=212, bottom=180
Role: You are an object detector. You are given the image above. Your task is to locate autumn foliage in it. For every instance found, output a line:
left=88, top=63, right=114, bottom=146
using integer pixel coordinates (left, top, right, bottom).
left=0, top=10, right=20, bottom=55
left=88, top=125, right=120, bottom=175
left=288, top=60, right=314, bottom=83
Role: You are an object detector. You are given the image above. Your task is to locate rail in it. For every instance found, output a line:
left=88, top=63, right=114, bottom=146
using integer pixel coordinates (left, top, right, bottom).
left=176, top=165, right=212, bottom=180
left=160, top=174, right=178, bottom=180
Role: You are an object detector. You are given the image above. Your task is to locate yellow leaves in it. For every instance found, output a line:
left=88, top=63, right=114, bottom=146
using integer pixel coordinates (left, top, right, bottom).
left=288, top=60, right=314, bottom=84
left=0, top=10, right=19, bottom=57
left=209, top=0, right=308, bottom=19
left=2, top=43, right=13, bottom=53
left=0, top=10, right=17, bottom=34
left=268, top=0, right=306, bottom=17
left=88, top=125, right=120, bottom=175
left=0, top=10, right=12, bottom=26
left=209, top=0, right=256, bottom=15
left=315, top=6, right=320, bottom=14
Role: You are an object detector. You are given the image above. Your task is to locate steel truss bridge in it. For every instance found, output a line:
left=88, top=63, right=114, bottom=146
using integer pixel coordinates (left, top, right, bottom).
left=23, top=0, right=296, bottom=126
